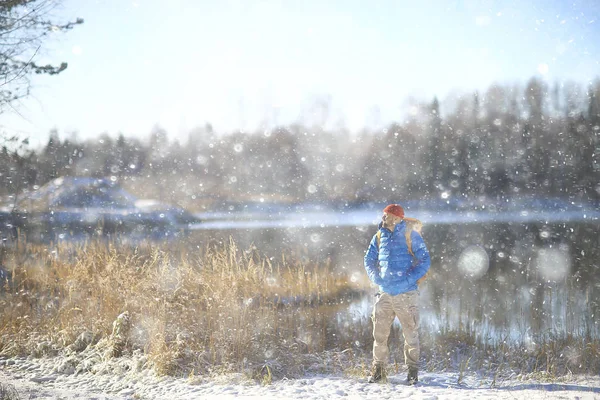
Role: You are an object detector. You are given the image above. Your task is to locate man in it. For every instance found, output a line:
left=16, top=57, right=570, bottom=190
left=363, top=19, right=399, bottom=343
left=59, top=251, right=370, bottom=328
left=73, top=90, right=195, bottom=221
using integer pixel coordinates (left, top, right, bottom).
left=364, top=204, right=431, bottom=384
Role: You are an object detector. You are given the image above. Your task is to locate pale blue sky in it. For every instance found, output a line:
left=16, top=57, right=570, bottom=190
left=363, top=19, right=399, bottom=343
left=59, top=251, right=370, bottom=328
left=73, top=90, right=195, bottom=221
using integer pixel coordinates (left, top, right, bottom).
left=2, top=0, right=599, bottom=147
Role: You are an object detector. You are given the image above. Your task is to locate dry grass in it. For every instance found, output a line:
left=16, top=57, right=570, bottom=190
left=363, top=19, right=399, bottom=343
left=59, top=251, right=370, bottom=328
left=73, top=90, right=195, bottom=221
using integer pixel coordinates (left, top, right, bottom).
left=0, top=239, right=368, bottom=379
left=418, top=325, right=600, bottom=384
left=0, top=238, right=598, bottom=382
left=0, top=383, right=20, bottom=400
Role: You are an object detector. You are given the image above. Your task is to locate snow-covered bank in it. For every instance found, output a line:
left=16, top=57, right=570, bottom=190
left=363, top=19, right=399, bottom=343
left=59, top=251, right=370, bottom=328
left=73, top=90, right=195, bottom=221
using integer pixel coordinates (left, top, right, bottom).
left=1, top=356, right=599, bottom=399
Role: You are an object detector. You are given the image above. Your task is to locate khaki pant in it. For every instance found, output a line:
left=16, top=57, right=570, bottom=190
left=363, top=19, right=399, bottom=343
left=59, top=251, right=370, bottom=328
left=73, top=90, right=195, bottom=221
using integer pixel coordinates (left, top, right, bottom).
left=372, top=290, right=420, bottom=368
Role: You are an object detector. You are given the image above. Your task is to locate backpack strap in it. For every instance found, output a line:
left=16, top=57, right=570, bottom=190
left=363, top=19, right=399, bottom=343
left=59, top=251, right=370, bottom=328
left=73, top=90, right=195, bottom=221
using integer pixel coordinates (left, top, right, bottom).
left=404, top=217, right=428, bottom=285
left=404, top=217, right=422, bottom=257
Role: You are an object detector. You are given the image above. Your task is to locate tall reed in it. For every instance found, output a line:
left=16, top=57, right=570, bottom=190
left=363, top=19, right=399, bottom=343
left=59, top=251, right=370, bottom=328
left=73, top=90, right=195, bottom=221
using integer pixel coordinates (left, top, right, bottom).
left=0, top=239, right=367, bottom=378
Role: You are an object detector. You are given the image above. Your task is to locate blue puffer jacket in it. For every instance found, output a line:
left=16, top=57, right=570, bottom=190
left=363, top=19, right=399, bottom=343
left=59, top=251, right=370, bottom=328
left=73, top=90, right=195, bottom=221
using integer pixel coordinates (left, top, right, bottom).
left=364, top=221, right=431, bottom=295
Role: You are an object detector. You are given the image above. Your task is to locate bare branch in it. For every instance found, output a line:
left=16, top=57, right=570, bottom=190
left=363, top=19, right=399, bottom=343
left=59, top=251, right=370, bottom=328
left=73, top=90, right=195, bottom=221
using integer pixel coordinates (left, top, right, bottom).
left=0, top=0, right=81, bottom=113
left=0, top=45, right=40, bottom=87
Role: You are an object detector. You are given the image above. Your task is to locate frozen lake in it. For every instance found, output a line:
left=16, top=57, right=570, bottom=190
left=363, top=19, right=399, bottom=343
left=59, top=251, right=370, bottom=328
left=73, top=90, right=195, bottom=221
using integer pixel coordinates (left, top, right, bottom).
left=191, top=201, right=600, bottom=230
left=186, top=199, right=600, bottom=342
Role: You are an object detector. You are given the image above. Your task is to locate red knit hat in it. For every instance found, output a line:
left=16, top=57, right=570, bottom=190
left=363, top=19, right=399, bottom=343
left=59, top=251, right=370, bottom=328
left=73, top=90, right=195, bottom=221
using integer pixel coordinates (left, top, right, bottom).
left=383, top=204, right=405, bottom=218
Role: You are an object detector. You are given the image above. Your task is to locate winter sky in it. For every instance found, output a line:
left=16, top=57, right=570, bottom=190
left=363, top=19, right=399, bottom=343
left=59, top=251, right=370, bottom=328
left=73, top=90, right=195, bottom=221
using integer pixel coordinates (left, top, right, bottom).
left=2, top=0, right=600, bottom=147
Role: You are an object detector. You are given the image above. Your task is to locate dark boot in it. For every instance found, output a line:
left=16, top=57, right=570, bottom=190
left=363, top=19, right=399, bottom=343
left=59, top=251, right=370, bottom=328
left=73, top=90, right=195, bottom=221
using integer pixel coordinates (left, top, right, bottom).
left=407, top=366, right=418, bottom=385
left=367, top=364, right=386, bottom=383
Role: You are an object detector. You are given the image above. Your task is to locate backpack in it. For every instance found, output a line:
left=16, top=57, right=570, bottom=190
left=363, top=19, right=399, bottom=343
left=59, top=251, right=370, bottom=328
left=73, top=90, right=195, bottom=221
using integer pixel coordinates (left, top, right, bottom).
left=376, top=218, right=428, bottom=285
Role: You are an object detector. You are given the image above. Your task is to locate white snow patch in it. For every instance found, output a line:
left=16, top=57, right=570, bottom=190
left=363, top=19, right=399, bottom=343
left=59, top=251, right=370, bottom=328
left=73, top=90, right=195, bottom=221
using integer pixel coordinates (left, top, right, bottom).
left=1, top=355, right=599, bottom=399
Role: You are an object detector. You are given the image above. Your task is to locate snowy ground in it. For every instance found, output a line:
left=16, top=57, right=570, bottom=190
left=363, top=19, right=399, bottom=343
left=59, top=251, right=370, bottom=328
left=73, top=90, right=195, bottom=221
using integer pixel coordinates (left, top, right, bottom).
left=1, top=356, right=599, bottom=399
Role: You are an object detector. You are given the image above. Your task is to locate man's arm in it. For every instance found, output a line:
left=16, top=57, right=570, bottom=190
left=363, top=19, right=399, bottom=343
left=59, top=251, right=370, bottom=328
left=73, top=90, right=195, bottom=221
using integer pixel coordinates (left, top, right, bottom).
left=406, top=231, right=430, bottom=284
left=364, top=234, right=383, bottom=286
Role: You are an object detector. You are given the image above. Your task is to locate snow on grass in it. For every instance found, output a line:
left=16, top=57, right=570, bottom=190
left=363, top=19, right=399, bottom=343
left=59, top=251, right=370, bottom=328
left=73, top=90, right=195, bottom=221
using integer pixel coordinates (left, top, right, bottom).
left=1, top=354, right=600, bottom=400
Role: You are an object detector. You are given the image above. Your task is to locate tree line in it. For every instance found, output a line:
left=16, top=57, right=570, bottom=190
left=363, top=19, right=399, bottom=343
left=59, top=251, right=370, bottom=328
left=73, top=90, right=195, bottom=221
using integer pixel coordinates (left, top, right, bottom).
left=1, top=77, right=599, bottom=209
